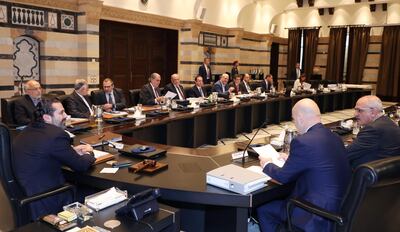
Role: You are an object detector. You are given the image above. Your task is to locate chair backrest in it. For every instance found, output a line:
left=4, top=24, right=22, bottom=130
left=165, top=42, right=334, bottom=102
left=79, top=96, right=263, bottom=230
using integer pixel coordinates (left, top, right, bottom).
left=90, top=89, right=103, bottom=105
left=129, top=89, right=141, bottom=106
left=1, top=96, right=24, bottom=126
left=47, top=90, right=66, bottom=96
left=0, top=123, right=31, bottom=226
left=338, top=156, right=400, bottom=232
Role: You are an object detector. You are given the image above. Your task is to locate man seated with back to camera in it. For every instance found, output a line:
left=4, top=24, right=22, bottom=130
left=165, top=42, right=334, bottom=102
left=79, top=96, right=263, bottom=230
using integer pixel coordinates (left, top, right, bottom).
left=13, top=97, right=95, bottom=221
left=187, top=75, right=208, bottom=98
left=14, top=80, right=43, bottom=126
left=346, top=95, right=400, bottom=169
left=211, top=73, right=233, bottom=99
left=139, top=73, right=164, bottom=105
left=256, top=98, right=351, bottom=232
left=92, top=78, right=126, bottom=111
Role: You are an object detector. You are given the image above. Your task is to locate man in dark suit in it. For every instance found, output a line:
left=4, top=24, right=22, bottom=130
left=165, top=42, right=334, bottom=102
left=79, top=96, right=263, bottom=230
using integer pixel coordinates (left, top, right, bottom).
left=257, top=98, right=351, bottom=232
left=199, top=57, right=212, bottom=84
left=212, top=73, right=232, bottom=99
left=239, top=73, right=252, bottom=94
left=163, top=74, right=186, bottom=100
left=91, top=78, right=126, bottom=111
left=228, top=75, right=241, bottom=95
left=13, top=98, right=95, bottom=220
left=64, top=79, right=93, bottom=118
left=347, top=95, right=400, bottom=169
left=289, top=62, right=302, bottom=80
left=14, top=80, right=42, bottom=126
left=261, top=74, right=273, bottom=93
left=139, top=73, right=164, bottom=105
left=188, top=75, right=207, bottom=98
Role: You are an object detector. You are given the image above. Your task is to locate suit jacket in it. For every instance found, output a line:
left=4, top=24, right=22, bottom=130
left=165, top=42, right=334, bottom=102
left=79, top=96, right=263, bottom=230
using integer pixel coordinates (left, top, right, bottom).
left=261, top=80, right=272, bottom=93
left=199, top=64, right=212, bottom=84
left=347, top=116, right=400, bottom=169
left=228, top=82, right=240, bottom=95
left=163, top=83, right=185, bottom=100
left=13, top=122, right=95, bottom=220
left=139, top=83, right=161, bottom=105
left=14, top=95, right=39, bottom=126
left=187, top=85, right=207, bottom=98
left=230, top=67, right=239, bottom=81
left=262, top=123, right=351, bottom=231
left=290, top=68, right=302, bottom=80
left=239, top=81, right=251, bottom=94
left=211, top=80, right=229, bottom=98
left=91, top=88, right=126, bottom=111
left=64, top=91, right=92, bottom=118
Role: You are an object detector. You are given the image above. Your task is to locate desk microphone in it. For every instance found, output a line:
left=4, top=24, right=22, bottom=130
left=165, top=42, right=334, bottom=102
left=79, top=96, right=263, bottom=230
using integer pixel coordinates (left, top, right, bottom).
left=241, top=121, right=267, bottom=166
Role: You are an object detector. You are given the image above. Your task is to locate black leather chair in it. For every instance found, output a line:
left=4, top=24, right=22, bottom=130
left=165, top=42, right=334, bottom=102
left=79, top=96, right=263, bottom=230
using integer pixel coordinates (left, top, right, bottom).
left=90, top=89, right=103, bottom=105
left=129, top=89, right=141, bottom=106
left=0, top=123, right=75, bottom=227
left=286, top=156, right=400, bottom=232
left=1, top=96, right=23, bottom=127
left=47, top=90, right=66, bottom=96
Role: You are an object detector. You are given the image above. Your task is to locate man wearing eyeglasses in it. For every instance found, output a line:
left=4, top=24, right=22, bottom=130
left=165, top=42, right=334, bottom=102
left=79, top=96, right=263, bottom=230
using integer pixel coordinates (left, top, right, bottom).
left=347, top=95, right=400, bottom=169
left=14, top=79, right=43, bottom=126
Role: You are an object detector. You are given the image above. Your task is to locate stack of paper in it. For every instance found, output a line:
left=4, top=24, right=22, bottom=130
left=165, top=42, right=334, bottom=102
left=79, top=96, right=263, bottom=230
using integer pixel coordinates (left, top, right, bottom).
left=85, top=187, right=127, bottom=211
left=252, top=144, right=286, bottom=168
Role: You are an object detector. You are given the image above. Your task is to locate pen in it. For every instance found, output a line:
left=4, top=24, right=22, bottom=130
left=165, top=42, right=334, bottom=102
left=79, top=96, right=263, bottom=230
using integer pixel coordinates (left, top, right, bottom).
left=98, top=134, right=105, bottom=140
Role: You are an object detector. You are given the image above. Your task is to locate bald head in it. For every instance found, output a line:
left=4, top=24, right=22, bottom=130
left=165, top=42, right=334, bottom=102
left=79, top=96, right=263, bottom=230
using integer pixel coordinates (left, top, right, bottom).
left=292, top=98, right=321, bottom=134
left=354, top=95, right=383, bottom=126
left=24, top=80, right=42, bottom=99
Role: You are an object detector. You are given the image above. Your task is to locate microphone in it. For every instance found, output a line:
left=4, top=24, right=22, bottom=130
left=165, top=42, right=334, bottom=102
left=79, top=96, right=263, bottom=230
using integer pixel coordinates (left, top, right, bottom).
left=241, top=121, right=267, bottom=166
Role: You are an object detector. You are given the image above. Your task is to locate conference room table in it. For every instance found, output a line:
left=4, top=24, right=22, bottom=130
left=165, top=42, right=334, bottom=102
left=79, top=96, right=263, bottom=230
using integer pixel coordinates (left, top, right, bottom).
left=63, top=89, right=370, bottom=232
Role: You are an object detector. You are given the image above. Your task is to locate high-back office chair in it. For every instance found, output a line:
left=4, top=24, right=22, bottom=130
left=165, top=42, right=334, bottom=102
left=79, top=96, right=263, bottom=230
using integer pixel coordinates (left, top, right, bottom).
left=47, top=90, right=66, bottom=96
left=1, top=96, right=22, bottom=126
left=286, top=156, right=400, bottom=232
left=0, top=123, right=75, bottom=227
left=90, top=89, right=103, bottom=105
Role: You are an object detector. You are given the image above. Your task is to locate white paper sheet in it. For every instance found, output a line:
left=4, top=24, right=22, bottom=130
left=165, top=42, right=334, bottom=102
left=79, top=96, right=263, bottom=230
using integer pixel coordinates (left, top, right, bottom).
left=252, top=144, right=285, bottom=168
left=165, top=91, right=177, bottom=99
left=100, top=167, right=119, bottom=174
left=93, top=149, right=110, bottom=159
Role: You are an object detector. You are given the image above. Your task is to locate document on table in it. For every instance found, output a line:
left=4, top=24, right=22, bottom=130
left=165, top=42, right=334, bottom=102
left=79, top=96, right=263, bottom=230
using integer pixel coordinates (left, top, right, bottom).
left=165, top=91, right=177, bottom=99
left=100, top=167, right=119, bottom=174
left=252, top=144, right=286, bottom=168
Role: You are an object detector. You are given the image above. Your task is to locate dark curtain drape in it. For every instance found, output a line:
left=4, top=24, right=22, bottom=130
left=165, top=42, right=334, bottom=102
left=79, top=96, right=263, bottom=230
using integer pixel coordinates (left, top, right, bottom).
left=377, top=26, right=400, bottom=101
left=325, top=28, right=347, bottom=82
left=303, top=28, right=320, bottom=79
left=287, top=29, right=302, bottom=79
left=346, top=27, right=371, bottom=84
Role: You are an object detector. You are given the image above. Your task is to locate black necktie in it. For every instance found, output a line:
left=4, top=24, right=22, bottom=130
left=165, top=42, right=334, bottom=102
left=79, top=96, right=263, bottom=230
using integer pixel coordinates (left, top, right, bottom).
left=107, top=93, right=112, bottom=104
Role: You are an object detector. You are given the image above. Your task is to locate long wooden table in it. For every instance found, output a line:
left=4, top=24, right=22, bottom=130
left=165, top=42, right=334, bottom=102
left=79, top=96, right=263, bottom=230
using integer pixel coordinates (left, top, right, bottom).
left=62, top=89, right=371, bottom=232
left=95, top=89, right=370, bottom=148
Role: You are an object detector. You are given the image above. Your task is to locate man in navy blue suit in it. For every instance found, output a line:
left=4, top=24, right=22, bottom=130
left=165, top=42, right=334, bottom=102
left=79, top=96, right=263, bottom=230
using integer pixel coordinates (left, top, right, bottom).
left=347, top=95, right=400, bottom=169
left=13, top=98, right=96, bottom=220
left=257, top=98, right=351, bottom=231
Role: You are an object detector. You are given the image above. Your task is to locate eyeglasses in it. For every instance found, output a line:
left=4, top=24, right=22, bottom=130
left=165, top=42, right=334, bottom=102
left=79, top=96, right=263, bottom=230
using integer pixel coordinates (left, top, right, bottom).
left=354, top=107, right=373, bottom=113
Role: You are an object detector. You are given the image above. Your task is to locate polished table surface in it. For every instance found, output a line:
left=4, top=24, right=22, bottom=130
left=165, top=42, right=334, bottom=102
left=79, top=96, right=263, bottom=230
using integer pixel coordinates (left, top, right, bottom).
left=12, top=202, right=179, bottom=232
left=63, top=89, right=371, bottom=232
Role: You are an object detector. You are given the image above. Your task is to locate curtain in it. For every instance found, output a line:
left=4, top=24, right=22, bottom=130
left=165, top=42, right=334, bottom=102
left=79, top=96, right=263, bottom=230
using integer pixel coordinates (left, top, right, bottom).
left=325, top=28, right=347, bottom=82
left=303, top=28, right=320, bottom=79
left=287, top=29, right=302, bottom=80
left=377, top=26, right=400, bottom=101
left=346, top=27, right=371, bottom=84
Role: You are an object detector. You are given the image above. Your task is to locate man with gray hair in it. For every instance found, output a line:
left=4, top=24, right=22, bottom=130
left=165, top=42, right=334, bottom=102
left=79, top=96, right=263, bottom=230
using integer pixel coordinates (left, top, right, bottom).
left=163, top=74, right=185, bottom=100
left=14, top=79, right=42, bottom=126
left=211, top=73, right=233, bottom=99
left=139, top=73, right=164, bottom=105
left=64, top=79, right=93, bottom=118
left=347, top=95, right=400, bottom=169
left=257, top=98, right=350, bottom=231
